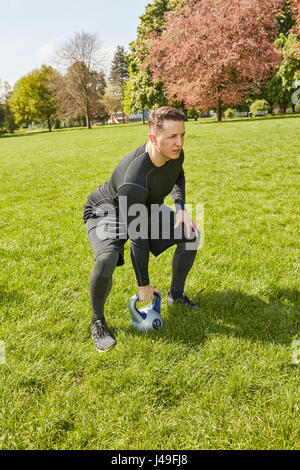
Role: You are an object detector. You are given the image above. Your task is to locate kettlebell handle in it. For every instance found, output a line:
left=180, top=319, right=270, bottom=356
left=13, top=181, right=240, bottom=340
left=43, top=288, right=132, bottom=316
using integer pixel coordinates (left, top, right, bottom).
left=137, top=291, right=160, bottom=302
left=129, top=292, right=161, bottom=317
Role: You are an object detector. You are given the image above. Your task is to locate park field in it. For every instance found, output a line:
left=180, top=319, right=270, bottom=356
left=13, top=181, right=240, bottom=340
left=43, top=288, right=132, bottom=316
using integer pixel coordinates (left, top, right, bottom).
left=0, top=115, right=299, bottom=450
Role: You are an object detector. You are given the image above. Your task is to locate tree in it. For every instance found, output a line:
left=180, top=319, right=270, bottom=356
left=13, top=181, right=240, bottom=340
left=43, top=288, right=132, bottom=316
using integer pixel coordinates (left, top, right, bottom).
left=275, top=32, right=300, bottom=110
left=9, top=66, right=58, bottom=131
left=290, top=0, right=300, bottom=59
left=4, top=103, right=17, bottom=133
left=103, top=83, right=124, bottom=121
left=232, top=1, right=299, bottom=113
left=0, top=80, right=11, bottom=104
left=0, top=104, right=5, bottom=131
left=0, top=80, right=15, bottom=134
left=262, top=74, right=292, bottom=113
left=109, top=46, right=129, bottom=88
left=246, top=33, right=300, bottom=114
left=146, top=0, right=284, bottom=121
left=276, top=0, right=297, bottom=36
left=55, top=31, right=106, bottom=128
left=124, top=0, right=180, bottom=115
left=51, top=61, right=106, bottom=126
left=108, top=46, right=129, bottom=123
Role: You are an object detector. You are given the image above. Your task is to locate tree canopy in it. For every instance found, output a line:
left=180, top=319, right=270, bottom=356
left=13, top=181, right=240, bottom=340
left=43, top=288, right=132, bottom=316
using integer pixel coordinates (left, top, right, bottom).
left=146, top=0, right=284, bottom=121
left=124, top=0, right=181, bottom=114
left=109, top=46, right=129, bottom=88
left=54, top=31, right=106, bottom=128
left=51, top=61, right=106, bottom=125
left=9, top=65, right=58, bottom=131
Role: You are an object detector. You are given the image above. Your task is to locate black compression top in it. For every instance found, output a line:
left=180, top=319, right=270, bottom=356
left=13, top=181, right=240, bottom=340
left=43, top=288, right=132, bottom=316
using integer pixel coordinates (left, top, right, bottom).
left=83, top=141, right=186, bottom=285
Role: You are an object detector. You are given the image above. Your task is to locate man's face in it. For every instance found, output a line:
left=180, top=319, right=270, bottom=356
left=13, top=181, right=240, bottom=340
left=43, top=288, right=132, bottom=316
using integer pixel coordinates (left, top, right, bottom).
left=149, top=120, right=185, bottom=160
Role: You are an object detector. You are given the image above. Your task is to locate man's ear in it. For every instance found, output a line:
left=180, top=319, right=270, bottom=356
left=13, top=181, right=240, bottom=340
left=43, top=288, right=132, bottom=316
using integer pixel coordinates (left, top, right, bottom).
left=148, top=133, right=157, bottom=145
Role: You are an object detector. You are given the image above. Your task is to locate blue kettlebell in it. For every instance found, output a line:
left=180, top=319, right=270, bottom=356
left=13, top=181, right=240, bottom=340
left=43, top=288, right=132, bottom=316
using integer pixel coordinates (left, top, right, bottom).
left=128, top=292, right=163, bottom=333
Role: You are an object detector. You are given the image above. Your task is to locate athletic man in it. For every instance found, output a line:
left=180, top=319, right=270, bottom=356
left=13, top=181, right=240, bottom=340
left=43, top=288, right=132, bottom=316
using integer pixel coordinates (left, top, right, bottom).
left=83, top=106, right=201, bottom=352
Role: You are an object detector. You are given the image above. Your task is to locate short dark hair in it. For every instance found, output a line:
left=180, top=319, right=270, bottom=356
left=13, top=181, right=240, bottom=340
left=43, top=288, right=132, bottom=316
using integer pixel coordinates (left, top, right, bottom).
left=148, top=106, right=186, bottom=133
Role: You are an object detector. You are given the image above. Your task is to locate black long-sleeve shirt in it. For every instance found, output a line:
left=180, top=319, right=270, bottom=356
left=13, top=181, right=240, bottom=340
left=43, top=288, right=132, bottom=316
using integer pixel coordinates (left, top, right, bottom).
left=83, top=142, right=185, bottom=285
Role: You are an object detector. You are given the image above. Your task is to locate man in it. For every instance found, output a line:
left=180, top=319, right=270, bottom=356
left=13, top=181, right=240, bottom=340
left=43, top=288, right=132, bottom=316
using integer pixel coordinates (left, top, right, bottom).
left=83, top=106, right=201, bottom=353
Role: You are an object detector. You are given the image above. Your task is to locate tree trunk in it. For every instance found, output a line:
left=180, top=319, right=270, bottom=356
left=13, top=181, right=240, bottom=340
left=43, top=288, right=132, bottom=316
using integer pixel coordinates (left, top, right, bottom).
left=47, top=118, right=52, bottom=132
left=86, top=113, right=91, bottom=129
left=217, top=96, right=222, bottom=122
left=143, top=109, right=145, bottom=124
left=292, top=103, right=295, bottom=113
left=181, top=101, right=188, bottom=120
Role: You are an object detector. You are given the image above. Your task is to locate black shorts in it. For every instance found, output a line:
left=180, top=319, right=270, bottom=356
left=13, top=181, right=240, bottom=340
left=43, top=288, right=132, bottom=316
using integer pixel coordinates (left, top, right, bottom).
left=84, top=203, right=199, bottom=265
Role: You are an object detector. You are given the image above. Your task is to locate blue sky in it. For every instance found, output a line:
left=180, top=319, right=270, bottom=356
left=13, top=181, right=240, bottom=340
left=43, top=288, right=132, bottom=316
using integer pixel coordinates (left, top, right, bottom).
left=1, top=0, right=150, bottom=87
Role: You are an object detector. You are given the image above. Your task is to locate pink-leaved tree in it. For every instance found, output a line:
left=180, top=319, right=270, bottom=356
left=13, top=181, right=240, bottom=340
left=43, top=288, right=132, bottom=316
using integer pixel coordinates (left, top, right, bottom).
left=146, top=0, right=284, bottom=120
left=290, top=0, right=300, bottom=59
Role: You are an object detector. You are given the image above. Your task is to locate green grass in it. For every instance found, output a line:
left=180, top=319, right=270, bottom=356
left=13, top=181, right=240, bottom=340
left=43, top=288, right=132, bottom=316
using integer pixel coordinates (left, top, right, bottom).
left=0, top=116, right=299, bottom=450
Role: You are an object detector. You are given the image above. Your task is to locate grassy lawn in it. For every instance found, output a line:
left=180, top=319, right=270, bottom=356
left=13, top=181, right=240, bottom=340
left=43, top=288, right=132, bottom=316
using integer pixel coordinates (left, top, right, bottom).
left=0, top=116, right=299, bottom=450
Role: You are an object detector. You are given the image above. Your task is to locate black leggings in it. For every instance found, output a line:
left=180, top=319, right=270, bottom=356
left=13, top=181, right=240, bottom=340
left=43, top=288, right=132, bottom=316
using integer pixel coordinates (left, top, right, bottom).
left=89, top=243, right=197, bottom=323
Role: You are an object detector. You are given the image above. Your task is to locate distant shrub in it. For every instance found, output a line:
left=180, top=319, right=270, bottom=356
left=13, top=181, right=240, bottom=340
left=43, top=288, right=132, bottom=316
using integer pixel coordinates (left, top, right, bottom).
left=224, top=108, right=235, bottom=119
left=250, top=99, right=270, bottom=116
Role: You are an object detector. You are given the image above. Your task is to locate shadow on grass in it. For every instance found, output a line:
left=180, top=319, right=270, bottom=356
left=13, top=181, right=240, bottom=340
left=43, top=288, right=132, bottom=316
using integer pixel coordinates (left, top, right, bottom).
left=1, top=114, right=299, bottom=139
left=123, top=286, right=299, bottom=347
left=0, top=122, right=148, bottom=139
left=194, top=114, right=300, bottom=125
left=0, top=128, right=88, bottom=139
left=159, top=286, right=300, bottom=347
left=0, top=130, right=51, bottom=139
left=0, top=287, right=26, bottom=310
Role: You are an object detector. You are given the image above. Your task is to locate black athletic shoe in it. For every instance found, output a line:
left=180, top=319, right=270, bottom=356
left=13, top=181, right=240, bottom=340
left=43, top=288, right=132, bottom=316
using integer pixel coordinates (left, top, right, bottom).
left=91, top=320, right=117, bottom=352
left=167, top=291, right=201, bottom=310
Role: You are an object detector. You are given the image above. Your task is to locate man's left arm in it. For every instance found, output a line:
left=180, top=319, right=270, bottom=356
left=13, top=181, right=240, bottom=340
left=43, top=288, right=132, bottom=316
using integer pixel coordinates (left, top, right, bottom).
left=171, top=163, right=201, bottom=239
left=171, top=167, right=185, bottom=211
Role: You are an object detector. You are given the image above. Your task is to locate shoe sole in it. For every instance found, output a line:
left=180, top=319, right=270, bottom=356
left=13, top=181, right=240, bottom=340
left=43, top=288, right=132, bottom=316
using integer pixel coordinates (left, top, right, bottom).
left=96, top=346, right=116, bottom=353
left=95, top=344, right=117, bottom=353
left=91, top=335, right=117, bottom=353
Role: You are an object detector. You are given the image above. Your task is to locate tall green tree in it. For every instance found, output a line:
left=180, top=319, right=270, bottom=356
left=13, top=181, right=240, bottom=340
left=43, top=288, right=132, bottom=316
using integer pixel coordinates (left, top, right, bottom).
left=242, top=1, right=300, bottom=113
left=108, top=46, right=129, bottom=123
left=124, top=0, right=180, bottom=116
left=9, top=66, right=58, bottom=131
left=290, top=0, right=300, bottom=59
left=250, top=73, right=293, bottom=114
left=109, top=46, right=129, bottom=88
left=275, top=32, right=300, bottom=110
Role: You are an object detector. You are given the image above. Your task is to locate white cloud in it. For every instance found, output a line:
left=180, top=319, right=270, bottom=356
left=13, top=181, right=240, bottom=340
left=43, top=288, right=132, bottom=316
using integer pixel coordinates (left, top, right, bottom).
left=37, top=42, right=55, bottom=60
left=36, top=35, right=65, bottom=63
